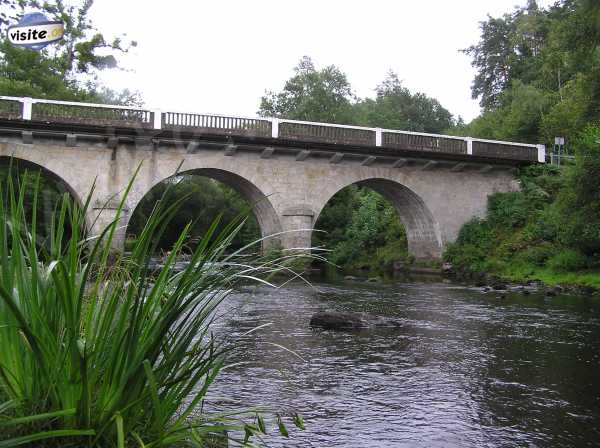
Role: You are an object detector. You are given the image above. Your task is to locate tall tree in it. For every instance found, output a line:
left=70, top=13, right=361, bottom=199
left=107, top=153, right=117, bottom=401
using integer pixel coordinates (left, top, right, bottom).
left=461, top=0, right=600, bottom=144
left=557, top=124, right=600, bottom=257
left=0, top=0, right=139, bottom=103
left=463, top=13, right=518, bottom=109
left=355, top=72, right=455, bottom=133
left=259, top=56, right=355, bottom=123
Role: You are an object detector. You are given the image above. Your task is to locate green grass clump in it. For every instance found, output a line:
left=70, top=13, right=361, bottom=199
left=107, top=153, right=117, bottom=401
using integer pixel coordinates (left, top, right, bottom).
left=0, top=166, right=305, bottom=447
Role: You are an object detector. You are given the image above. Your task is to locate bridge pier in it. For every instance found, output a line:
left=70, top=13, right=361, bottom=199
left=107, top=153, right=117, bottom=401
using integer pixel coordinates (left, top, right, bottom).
left=280, top=206, right=315, bottom=252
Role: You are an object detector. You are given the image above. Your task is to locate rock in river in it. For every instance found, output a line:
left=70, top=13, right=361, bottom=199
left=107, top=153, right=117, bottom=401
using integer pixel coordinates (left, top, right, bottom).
left=310, top=312, right=404, bottom=331
left=310, top=312, right=369, bottom=330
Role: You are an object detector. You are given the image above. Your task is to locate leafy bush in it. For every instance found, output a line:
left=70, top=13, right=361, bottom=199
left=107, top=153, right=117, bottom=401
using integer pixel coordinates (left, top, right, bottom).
left=454, top=218, right=495, bottom=248
left=487, top=192, right=532, bottom=228
left=516, top=242, right=558, bottom=266
left=547, top=249, right=588, bottom=272
left=558, top=123, right=600, bottom=258
left=0, top=169, right=303, bottom=447
left=317, top=188, right=409, bottom=271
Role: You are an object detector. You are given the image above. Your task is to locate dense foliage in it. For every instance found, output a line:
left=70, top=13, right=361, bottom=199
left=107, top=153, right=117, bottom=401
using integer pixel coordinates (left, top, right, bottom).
left=447, top=0, right=600, bottom=287
left=456, top=0, right=600, bottom=145
left=0, top=0, right=140, bottom=103
left=260, top=57, right=457, bottom=133
left=445, top=129, right=600, bottom=288
left=127, top=175, right=261, bottom=253
left=312, top=187, right=409, bottom=273
left=0, top=160, right=74, bottom=247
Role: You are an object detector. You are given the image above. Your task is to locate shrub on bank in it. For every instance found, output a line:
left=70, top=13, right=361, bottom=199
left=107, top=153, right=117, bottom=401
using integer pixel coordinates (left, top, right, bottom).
left=547, top=249, right=588, bottom=272
left=444, top=125, right=600, bottom=288
left=557, top=124, right=600, bottom=258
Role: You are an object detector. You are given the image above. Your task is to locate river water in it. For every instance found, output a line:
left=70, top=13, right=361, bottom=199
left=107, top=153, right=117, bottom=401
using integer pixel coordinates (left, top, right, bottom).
left=206, top=279, right=600, bottom=447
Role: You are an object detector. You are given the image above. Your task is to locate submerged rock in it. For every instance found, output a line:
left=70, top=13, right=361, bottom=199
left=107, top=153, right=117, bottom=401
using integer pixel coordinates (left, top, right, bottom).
left=309, top=312, right=369, bottom=330
left=310, top=312, right=403, bottom=331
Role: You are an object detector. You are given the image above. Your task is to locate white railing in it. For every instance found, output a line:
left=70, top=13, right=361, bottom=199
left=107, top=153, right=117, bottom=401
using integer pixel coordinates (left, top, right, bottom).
left=0, top=96, right=545, bottom=162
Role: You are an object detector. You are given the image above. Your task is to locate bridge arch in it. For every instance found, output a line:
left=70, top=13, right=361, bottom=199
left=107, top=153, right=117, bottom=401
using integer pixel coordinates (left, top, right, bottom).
left=0, top=155, right=90, bottom=238
left=0, top=155, right=85, bottom=208
left=127, top=167, right=283, bottom=251
left=312, top=177, right=443, bottom=260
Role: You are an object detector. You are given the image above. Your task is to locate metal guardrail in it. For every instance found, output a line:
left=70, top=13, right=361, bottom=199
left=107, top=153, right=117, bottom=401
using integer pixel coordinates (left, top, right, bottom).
left=0, top=98, right=22, bottom=120
left=383, top=131, right=467, bottom=154
left=163, top=111, right=271, bottom=138
left=279, top=121, right=376, bottom=146
left=0, top=96, right=545, bottom=163
left=472, top=140, right=538, bottom=161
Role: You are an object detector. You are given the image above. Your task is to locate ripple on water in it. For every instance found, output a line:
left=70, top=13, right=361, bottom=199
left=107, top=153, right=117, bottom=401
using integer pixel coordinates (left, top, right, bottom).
left=202, top=281, right=600, bottom=447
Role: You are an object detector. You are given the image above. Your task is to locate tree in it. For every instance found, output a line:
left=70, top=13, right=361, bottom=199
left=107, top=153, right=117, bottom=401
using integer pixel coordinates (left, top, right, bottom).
left=463, top=13, right=518, bottom=109
left=558, top=124, right=600, bottom=258
left=447, top=0, right=600, bottom=283
left=259, top=56, right=355, bottom=123
left=0, top=0, right=138, bottom=103
left=262, top=58, right=457, bottom=272
left=355, top=72, right=454, bottom=133
left=461, top=0, right=600, bottom=144
left=127, top=175, right=260, bottom=252
left=460, top=81, right=553, bottom=142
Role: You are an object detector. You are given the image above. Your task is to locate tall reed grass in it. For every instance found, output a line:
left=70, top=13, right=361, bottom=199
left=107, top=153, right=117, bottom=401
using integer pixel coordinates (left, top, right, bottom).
left=0, top=165, right=305, bottom=447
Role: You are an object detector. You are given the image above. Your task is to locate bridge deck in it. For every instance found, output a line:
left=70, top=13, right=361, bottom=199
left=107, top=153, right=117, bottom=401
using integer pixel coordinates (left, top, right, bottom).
left=0, top=96, right=545, bottom=164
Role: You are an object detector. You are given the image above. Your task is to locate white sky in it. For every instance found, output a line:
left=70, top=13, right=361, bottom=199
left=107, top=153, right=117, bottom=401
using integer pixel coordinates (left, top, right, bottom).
left=90, top=0, right=552, bottom=123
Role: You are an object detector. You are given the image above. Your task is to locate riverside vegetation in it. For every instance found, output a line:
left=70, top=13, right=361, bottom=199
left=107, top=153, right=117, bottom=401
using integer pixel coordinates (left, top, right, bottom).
left=444, top=0, right=600, bottom=289
left=445, top=124, right=600, bottom=289
left=0, top=167, right=307, bottom=447
left=0, top=0, right=598, bottom=286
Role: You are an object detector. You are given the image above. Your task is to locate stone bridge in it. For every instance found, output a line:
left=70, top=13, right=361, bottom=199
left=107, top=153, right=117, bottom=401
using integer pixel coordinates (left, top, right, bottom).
left=0, top=96, right=545, bottom=260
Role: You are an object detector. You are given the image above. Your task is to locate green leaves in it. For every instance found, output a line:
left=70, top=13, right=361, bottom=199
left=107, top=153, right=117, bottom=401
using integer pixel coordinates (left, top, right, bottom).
left=557, top=123, right=600, bottom=256
left=276, top=414, right=289, bottom=438
left=0, top=162, right=307, bottom=446
left=127, top=174, right=261, bottom=253
left=314, top=186, right=408, bottom=271
left=0, top=1, right=140, bottom=104
left=259, top=57, right=456, bottom=134
left=259, top=56, right=356, bottom=124
left=292, top=413, right=305, bottom=430
left=462, top=1, right=600, bottom=144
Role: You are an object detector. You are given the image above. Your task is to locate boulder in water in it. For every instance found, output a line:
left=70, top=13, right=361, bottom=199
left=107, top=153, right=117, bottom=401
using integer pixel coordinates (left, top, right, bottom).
left=310, top=312, right=369, bottom=330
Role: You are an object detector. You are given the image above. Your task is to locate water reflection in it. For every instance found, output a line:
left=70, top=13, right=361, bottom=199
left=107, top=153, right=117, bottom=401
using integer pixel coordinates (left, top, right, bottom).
left=206, top=280, right=600, bottom=447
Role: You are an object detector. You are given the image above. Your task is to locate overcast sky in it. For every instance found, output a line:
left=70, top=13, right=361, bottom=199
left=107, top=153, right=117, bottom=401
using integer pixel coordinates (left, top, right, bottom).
left=90, top=0, right=551, bottom=123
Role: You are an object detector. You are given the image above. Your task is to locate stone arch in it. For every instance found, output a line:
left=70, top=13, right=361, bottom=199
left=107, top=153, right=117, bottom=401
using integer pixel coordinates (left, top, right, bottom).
left=127, top=167, right=283, bottom=250
left=0, top=155, right=90, bottom=237
left=312, top=177, right=443, bottom=260
left=0, top=155, right=85, bottom=208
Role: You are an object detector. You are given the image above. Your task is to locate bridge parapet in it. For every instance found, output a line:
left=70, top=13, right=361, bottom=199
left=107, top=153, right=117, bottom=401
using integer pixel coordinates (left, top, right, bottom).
left=0, top=96, right=545, bottom=163
left=163, top=111, right=271, bottom=138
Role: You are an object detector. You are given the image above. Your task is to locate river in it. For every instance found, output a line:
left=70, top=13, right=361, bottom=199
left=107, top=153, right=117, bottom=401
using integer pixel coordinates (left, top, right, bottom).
left=205, top=279, right=600, bottom=447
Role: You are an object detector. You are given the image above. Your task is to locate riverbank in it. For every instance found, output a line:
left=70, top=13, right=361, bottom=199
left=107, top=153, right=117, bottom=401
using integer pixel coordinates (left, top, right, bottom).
left=448, top=264, right=600, bottom=296
left=317, top=262, right=600, bottom=297
left=442, top=161, right=600, bottom=295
